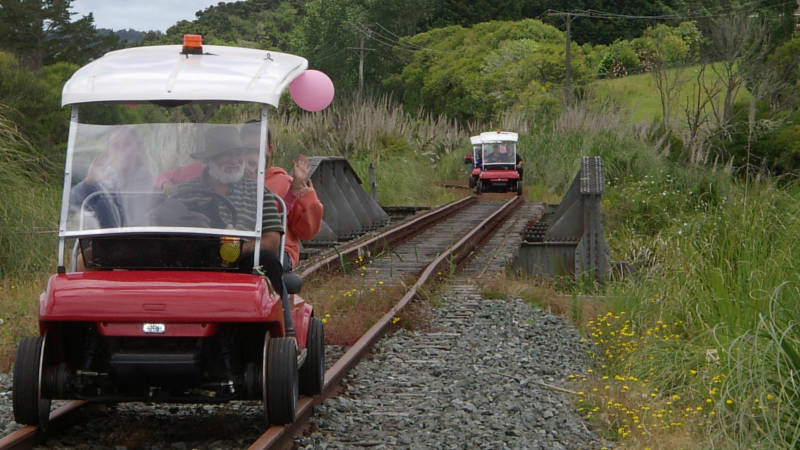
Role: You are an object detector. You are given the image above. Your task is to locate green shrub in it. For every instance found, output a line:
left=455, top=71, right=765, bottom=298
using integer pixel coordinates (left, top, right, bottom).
left=384, top=19, right=585, bottom=122
left=598, top=40, right=641, bottom=78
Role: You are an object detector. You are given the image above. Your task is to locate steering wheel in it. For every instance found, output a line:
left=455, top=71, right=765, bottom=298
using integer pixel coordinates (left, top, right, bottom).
left=170, top=188, right=238, bottom=229
left=82, top=190, right=123, bottom=229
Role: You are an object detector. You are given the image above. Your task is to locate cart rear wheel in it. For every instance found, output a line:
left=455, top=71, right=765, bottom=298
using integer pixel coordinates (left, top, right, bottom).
left=13, top=336, right=51, bottom=428
left=266, top=337, right=298, bottom=424
left=299, top=317, right=325, bottom=396
left=468, top=175, right=476, bottom=188
left=516, top=180, right=523, bottom=195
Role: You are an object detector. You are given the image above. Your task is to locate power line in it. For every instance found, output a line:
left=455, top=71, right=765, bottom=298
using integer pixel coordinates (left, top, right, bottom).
left=544, top=0, right=795, bottom=21
left=353, top=22, right=456, bottom=54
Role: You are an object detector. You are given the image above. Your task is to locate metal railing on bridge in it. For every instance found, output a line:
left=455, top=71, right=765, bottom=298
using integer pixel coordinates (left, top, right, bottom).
left=512, top=156, right=608, bottom=284
left=301, top=157, right=390, bottom=249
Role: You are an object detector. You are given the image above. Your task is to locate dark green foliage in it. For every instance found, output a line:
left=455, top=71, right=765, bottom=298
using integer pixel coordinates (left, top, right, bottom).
left=597, top=21, right=700, bottom=77
left=535, top=0, right=683, bottom=45
left=598, top=40, right=641, bottom=78
left=384, top=19, right=585, bottom=122
left=100, top=28, right=148, bottom=43
left=704, top=101, right=800, bottom=176
left=0, top=0, right=120, bottom=68
left=140, top=0, right=304, bottom=51
left=433, top=0, right=527, bottom=26
left=746, top=109, right=800, bottom=176
left=683, top=0, right=796, bottom=54
left=0, top=52, right=76, bottom=172
left=763, top=38, right=800, bottom=110
left=297, top=0, right=367, bottom=90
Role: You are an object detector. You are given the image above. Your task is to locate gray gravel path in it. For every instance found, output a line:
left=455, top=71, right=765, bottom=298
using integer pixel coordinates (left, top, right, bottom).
left=295, top=280, right=608, bottom=449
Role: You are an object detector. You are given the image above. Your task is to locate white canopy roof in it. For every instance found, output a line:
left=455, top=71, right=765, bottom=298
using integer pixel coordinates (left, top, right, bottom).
left=62, top=44, right=308, bottom=107
left=470, top=135, right=482, bottom=145
left=479, top=131, right=518, bottom=143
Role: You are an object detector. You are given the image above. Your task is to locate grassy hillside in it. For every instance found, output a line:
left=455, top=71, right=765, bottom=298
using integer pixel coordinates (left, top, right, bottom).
left=590, top=64, right=753, bottom=128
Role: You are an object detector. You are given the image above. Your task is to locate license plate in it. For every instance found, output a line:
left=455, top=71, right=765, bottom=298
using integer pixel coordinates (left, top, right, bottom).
left=142, top=323, right=166, bottom=334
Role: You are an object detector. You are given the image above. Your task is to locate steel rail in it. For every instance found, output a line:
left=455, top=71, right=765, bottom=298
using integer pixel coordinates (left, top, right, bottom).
left=297, top=196, right=476, bottom=278
left=0, top=195, right=491, bottom=449
left=249, top=195, right=523, bottom=449
left=0, top=401, right=85, bottom=449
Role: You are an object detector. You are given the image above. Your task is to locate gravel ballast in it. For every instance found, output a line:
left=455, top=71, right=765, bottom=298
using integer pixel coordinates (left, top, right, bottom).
left=295, top=281, right=609, bottom=449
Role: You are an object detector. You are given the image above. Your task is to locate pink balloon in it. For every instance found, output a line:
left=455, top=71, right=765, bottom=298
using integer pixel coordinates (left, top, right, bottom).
left=289, top=70, right=334, bottom=112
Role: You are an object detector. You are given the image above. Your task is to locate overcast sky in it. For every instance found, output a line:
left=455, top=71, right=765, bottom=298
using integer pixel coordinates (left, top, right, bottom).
left=71, top=0, right=222, bottom=32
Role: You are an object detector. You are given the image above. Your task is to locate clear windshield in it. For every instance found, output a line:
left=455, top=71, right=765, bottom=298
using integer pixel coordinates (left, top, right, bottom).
left=481, top=142, right=516, bottom=166
left=64, top=119, right=264, bottom=237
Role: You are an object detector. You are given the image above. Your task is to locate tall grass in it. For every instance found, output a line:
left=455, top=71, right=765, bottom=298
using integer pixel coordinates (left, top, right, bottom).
left=0, top=105, right=59, bottom=368
left=273, top=94, right=467, bottom=165
left=0, top=105, right=60, bottom=280
left=520, top=101, right=663, bottom=196
left=595, top=136, right=800, bottom=445
left=513, top=97, right=800, bottom=446
left=270, top=94, right=471, bottom=206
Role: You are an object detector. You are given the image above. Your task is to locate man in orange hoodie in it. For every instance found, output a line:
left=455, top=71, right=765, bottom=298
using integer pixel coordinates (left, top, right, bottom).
left=239, top=124, right=323, bottom=271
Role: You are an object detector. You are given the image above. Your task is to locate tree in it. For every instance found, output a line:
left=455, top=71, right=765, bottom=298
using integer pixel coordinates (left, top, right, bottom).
left=642, top=22, right=700, bottom=132
left=298, top=0, right=368, bottom=91
left=702, top=12, right=772, bottom=131
left=0, top=0, right=119, bottom=67
left=141, top=0, right=304, bottom=51
left=532, top=0, right=683, bottom=45
left=383, top=19, right=578, bottom=122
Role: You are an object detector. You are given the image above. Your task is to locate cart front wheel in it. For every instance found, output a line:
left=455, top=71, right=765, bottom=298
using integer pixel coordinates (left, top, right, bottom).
left=266, top=337, right=298, bottom=424
left=13, top=336, right=52, bottom=428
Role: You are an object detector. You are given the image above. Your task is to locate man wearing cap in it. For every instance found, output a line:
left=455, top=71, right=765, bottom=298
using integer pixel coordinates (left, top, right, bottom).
left=156, top=123, right=323, bottom=271
left=173, top=126, right=283, bottom=257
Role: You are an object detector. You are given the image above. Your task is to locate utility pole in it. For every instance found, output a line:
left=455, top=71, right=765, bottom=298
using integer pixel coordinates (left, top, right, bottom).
left=564, top=13, right=572, bottom=106
left=348, top=23, right=375, bottom=98
left=545, top=11, right=575, bottom=107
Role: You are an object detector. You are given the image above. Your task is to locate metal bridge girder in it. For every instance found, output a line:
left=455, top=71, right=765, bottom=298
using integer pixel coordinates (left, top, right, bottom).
left=304, top=157, right=389, bottom=245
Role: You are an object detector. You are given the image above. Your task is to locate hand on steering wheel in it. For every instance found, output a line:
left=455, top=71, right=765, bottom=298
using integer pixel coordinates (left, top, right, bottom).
left=170, top=188, right=238, bottom=228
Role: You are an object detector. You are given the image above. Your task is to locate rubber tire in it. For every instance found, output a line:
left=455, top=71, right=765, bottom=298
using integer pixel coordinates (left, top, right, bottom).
left=267, top=337, right=298, bottom=425
left=13, top=336, right=51, bottom=428
left=468, top=175, right=476, bottom=189
left=516, top=181, right=523, bottom=196
left=261, top=331, right=271, bottom=422
left=299, top=317, right=325, bottom=396
left=476, top=180, right=482, bottom=195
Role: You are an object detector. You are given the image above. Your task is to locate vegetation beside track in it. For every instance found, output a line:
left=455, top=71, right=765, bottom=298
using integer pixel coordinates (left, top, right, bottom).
left=2, top=2, right=800, bottom=445
left=478, top=102, right=800, bottom=447
left=4, top=88, right=800, bottom=446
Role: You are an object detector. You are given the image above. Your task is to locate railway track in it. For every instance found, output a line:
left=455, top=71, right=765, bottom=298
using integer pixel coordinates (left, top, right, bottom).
left=0, top=194, right=604, bottom=449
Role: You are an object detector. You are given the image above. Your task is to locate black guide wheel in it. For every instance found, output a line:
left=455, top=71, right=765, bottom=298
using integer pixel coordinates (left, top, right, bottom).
left=299, top=317, right=325, bottom=396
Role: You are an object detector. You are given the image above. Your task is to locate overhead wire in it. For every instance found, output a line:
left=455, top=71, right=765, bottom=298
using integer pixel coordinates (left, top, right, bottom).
left=544, top=0, right=794, bottom=21
left=355, top=0, right=795, bottom=56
